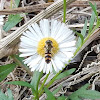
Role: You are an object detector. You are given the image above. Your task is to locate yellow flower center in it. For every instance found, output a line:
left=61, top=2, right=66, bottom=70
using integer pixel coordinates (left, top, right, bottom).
left=37, top=37, right=59, bottom=57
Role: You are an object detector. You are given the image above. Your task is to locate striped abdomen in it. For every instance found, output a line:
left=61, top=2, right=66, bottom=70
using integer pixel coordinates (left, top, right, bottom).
left=45, top=52, right=52, bottom=64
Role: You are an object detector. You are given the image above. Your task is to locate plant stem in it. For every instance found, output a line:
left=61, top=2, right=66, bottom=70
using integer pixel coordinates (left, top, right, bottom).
left=10, top=0, right=13, bottom=8
left=39, top=73, right=49, bottom=93
left=39, top=71, right=62, bottom=96
left=46, top=71, right=61, bottom=88
left=63, top=0, right=66, bottom=23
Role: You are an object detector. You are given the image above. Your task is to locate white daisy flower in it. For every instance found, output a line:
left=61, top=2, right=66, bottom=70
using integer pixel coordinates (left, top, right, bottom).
left=19, top=19, right=76, bottom=74
left=0, top=15, right=5, bottom=25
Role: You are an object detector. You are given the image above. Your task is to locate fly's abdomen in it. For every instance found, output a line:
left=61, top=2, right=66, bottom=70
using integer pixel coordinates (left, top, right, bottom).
left=45, top=53, right=52, bottom=64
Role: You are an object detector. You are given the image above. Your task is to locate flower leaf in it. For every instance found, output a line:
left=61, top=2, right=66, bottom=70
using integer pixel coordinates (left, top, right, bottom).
left=6, top=89, right=14, bottom=100
left=75, top=31, right=84, bottom=47
left=88, top=11, right=95, bottom=33
left=52, top=85, right=62, bottom=95
left=0, top=90, right=8, bottom=99
left=67, top=84, right=100, bottom=100
left=44, top=87, right=56, bottom=100
left=56, top=68, right=75, bottom=80
left=0, top=89, right=14, bottom=100
left=6, top=81, right=36, bottom=94
left=89, top=2, right=98, bottom=16
left=30, top=71, right=43, bottom=91
left=3, top=14, right=22, bottom=32
left=15, top=0, right=20, bottom=7
left=81, top=19, right=87, bottom=38
left=0, top=63, right=16, bottom=82
left=57, top=95, right=66, bottom=100
left=76, top=19, right=87, bottom=47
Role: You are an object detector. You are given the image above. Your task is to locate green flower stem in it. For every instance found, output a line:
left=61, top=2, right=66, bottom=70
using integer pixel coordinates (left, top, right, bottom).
left=35, top=72, right=43, bottom=100
left=46, top=71, right=61, bottom=88
left=34, top=91, right=39, bottom=100
left=63, top=0, right=66, bottom=23
left=39, top=71, right=62, bottom=96
left=39, top=73, right=49, bottom=93
left=10, top=0, right=13, bottom=8
left=33, top=95, right=39, bottom=100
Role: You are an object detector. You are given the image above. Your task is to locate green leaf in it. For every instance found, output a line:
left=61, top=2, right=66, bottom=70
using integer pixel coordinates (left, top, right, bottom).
left=44, top=87, right=56, bottom=100
left=0, top=63, right=16, bottom=82
left=76, top=19, right=87, bottom=47
left=7, top=89, right=14, bottom=100
left=89, top=2, right=98, bottom=16
left=88, top=11, right=95, bottom=33
left=75, top=32, right=84, bottom=42
left=0, top=90, right=8, bottom=99
left=75, top=31, right=84, bottom=48
left=56, top=68, right=75, bottom=80
left=15, top=0, right=20, bottom=7
left=3, top=14, right=22, bottom=32
left=57, top=95, right=66, bottom=100
left=52, top=85, right=62, bottom=95
left=81, top=19, right=87, bottom=38
left=68, top=84, right=100, bottom=100
left=79, top=90, right=100, bottom=99
left=6, top=81, right=36, bottom=94
left=0, top=89, right=14, bottom=100
left=31, top=71, right=43, bottom=92
left=67, top=96, right=80, bottom=100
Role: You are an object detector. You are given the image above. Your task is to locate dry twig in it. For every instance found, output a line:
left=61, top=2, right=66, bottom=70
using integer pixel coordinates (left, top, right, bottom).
left=0, top=3, right=53, bottom=15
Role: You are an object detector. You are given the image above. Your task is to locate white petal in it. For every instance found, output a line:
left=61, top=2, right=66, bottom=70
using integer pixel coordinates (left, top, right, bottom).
left=27, top=55, right=42, bottom=67
left=56, top=30, right=73, bottom=43
left=40, top=19, right=50, bottom=37
left=59, top=41, right=76, bottom=48
left=31, top=59, right=42, bottom=71
left=49, top=63, right=52, bottom=73
left=24, top=56, right=33, bottom=64
left=59, top=47, right=76, bottom=52
left=0, top=22, right=3, bottom=25
left=31, top=64, right=39, bottom=71
left=20, top=36, right=37, bottom=47
left=51, top=59, right=59, bottom=72
left=20, top=42, right=37, bottom=49
left=31, top=23, right=43, bottom=39
left=19, top=52, right=36, bottom=57
left=53, top=56, right=64, bottom=70
left=43, top=63, right=47, bottom=73
left=36, top=58, right=45, bottom=71
left=46, top=62, right=52, bottom=74
left=28, top=25, right=40, bottom=41
left=19, top=48, right=36, bottom=53
left=55, top=52, right=69, bottom=63
left=23, top=31, right=39, bottom=42
left=0, top=18, right=4, bottom=21
left=62, top=51, right=74, bottom=59
left=0, top=15, right=5, bottom=18
left=39, top=58, right=45, bottom=72
left=54, top=23, right=66, bottom=40
left=23, top=54, right=38, bottom=64
left=51, top=19, right=61, bottom=38
left=59, top=34, right=76, bottom=44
